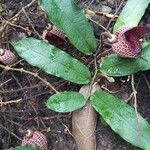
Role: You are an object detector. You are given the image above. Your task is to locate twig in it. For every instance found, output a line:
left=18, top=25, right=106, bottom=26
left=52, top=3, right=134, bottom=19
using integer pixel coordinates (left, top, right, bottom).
left=25, top=75, right=47, bottom=129
left=131, top=74, right=141, bottom=139
left=90, top=58, right=98, bottom=87
left=6, top=21, right=33, bottom=34
left=120, top=75, right=130, bottom=83
left=87, top=58, right=98, bottom=100
left=86, top=0, right=94, bottom=9
left=0, top=84, right=45, bottom=93
left=124, top=92, right=134, bottom=103
left=22, top=8, right=44, bottom=39
left=0, top=78, right=12, bottom=87
left=106, top=0, right=125, bottom=30
left=0, top=123, right=22, bottom=141
left=89, top=18, right=111, bottom=34
left=101, top=85, right=119, bottom=94
left=0, top=0, right=36, bottom=34
left=0, top=98, right=22, bottom=107
left=8, top=0, right=36, bottom=22
left=0, top=64, right=58, bottom=93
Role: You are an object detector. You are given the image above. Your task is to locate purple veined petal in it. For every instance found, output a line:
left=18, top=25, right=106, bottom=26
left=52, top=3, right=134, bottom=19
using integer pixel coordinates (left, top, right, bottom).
left=125, top=26, right=150, bottom=39
left=126, top=34, right=141, bottom=54
left=124, top=26, right=150, bottom=53
left=108, top=26, right=150, bottom=58
left=115, top=27, right=132, bottom=38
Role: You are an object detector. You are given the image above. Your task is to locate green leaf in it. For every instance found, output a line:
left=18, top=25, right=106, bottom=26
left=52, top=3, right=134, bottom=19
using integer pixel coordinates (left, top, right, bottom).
left=99, top=43, right=150, bottom=76
left=113, top=0, right=150, bottom=32
left=12, top=37, right=91, bottom=84
left=91, top=91, right=150, bottom=150
left=47, top=91, right=86, bottom=112
left=39, top=0, right=96, bottom=55
left=5, top=146, right=37, bottom=150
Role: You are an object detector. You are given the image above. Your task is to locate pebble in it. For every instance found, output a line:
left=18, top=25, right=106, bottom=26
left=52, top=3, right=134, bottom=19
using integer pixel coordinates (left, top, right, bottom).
left=101, top=5, right=112, bottom=13
left=9, top=32, right=27, bottom=43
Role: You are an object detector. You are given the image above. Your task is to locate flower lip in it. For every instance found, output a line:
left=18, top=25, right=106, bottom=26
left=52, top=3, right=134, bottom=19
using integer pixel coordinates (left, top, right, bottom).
left=124, top=26, right=150, bottom=54
left=111, top=26, right=150, bottom=58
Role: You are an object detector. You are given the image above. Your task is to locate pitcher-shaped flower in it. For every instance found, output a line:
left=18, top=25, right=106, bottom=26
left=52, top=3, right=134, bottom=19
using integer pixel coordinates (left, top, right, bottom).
left=106, top=26, right=150, bottom=58
left=21, top=130, right=48, bottom=150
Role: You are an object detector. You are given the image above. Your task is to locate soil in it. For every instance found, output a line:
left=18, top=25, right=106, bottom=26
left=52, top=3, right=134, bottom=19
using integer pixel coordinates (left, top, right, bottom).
left=0, top=0, right=150, bottom=150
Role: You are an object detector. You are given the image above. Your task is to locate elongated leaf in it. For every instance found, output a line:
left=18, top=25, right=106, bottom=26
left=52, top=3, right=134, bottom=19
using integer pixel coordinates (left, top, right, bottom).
left=12, top=38, right=91, bottom=84
left=91, top=91, right=150, bottom=150
left=5, top=146, right=37, bottom=150
left=39, top=0, right=96, bottom=55
left=113, top=0, right=150, bottom=32
left=47, top=91, right=86, bottom=112
left=100, top=43, right=150, bottom=76
left=72, top=84, right=100, bottom=150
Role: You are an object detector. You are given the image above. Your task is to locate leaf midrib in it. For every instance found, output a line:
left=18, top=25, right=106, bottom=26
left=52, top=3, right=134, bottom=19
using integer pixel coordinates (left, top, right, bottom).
left=92, top=93, right=148, bottom=148
left=22, top=44, right=89, bottom=82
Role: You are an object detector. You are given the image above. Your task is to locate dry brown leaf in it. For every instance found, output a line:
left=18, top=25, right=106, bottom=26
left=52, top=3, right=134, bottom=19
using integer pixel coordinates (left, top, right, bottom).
left=72, top=84, right=101, bottom=150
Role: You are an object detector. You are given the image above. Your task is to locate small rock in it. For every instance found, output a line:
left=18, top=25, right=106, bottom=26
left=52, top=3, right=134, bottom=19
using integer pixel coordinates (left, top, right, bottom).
left=101, top=5, right=112, bottom=13
left=9, top=32, right=26, bottom=43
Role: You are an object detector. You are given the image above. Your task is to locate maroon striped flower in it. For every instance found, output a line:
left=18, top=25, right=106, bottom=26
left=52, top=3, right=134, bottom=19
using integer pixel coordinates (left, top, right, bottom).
left=21, top=130, right=48, bottom=150
left=107, top=26, right=150, bottom=58
left=42, top=24, right=66, bottom=47
left=0, top=49, right=17, bottom=65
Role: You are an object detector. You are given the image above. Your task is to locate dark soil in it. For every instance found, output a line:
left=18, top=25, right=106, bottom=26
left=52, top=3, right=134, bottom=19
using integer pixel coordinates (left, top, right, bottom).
left=0, top=0, right=150, bottom=150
